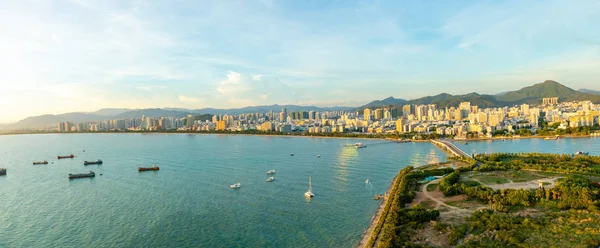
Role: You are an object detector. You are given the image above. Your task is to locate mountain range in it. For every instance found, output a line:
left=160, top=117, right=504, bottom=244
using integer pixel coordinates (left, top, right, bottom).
left=2, top=80, right=599, bottom=131
left=357, top=80, right=600, bottom=110
left=579, top=88, right=600, bottom=96
left=1, top=105, right=354, bottom=130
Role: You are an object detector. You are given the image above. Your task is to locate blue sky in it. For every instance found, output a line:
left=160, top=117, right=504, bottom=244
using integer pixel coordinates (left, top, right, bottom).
left=1, top=0, right=599, bottom=122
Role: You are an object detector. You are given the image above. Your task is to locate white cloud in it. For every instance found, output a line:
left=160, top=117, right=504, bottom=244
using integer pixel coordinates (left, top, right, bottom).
left=216, top=71, right=252, bottom=95
left=260, top=94, right=268, bottom=100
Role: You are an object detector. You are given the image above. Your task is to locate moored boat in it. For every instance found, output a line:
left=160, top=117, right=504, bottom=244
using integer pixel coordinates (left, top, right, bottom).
left=230, top=183, right=241, bottom=189
left=544, top=136, right=559, bottom=140
left=266, top=169, right=276, bottom=174
left=266, top=176, right=275, bottom=182
left=354, top=143, right=367, bottom=149
left=84, top=160, right=103, bottom=165
left=139, top=165, right=160, bottom=171
left=69, top=171, right=95, bottom=179
left=33, top=161, right=49, bottom=165
left=57, top=155, right=74, bottom=159
left=574, top=151, right=590, bottom=156
left=0, top=168, right=6, bottom=175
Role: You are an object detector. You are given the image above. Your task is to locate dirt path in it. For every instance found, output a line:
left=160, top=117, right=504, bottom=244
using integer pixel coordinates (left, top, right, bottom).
left=422, top=180, right=472, bottom=213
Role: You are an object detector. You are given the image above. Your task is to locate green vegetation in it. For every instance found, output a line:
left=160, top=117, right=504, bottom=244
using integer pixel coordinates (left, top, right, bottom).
left=475, top=152, right=600, bottom=175
left=452, top=210, right=600, bottom=248
left=496, top=80, right=600, bottom=104
left=367, top=153, right=600, bottom=247
left=426, top=183, right=438, bottom=192
left=439, top=171, right=461, bottom=196
left=474, top=174, right=511, bottom=185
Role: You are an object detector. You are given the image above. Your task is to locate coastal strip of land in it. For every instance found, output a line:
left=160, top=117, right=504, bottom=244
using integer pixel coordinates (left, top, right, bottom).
left=357, top=175, right=397, bottom=248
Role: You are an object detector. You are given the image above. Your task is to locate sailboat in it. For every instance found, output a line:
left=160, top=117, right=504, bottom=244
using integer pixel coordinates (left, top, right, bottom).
left=305, top=176, right=315, bottom=197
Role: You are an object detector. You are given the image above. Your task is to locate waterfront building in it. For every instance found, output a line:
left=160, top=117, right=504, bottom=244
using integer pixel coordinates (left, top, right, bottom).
left=216, top=121, right=226, bottom=131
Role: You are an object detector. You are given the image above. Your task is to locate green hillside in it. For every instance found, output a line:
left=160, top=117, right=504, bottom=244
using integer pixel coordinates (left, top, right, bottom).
left=497, top=80, right=600, bottom=104
left=361, top=80, right=600, bottom=111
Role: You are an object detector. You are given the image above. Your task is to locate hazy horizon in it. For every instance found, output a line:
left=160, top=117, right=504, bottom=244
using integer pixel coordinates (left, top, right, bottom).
left=1, top=0, right=599, bottom=122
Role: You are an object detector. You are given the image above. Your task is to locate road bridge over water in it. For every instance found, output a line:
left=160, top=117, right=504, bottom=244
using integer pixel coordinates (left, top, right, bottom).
left=430, top=139, right=480, bottom=166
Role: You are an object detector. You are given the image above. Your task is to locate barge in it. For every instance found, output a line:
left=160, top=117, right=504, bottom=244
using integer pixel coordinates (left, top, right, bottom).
left=84, top=160, right=103, bottom=165
left=69, top=171, right=95, bottom=179
left=58, top=155, right=75, bottom=159
left=138, top=165, right=160, bottom=171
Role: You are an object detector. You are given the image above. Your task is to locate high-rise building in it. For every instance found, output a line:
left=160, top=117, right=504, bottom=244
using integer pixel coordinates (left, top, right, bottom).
left=374, top=109, right=384, bottom=120
left=396, top=118, right=404, bottom=133
left=459, top=102, right=471, bottom=110
left=402, top=105, right=413, bottom=118
left=186, top=115, right=194, bottom=129
left=383, top=109, right=392, bottom=119
left=364, top=108, right=372, bottom=121
left=216, top=120, right=226, bottom=131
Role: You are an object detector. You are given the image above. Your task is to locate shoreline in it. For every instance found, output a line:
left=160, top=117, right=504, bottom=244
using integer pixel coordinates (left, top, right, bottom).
left=357, top=176, right=396, bottom=248
left=0, top=131, right=409, bottom=143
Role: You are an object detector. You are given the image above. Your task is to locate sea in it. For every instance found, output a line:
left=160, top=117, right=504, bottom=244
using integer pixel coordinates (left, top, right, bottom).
left=454, top=137, right=600, bottom=156
left=0, top=134, right=447, bottom=248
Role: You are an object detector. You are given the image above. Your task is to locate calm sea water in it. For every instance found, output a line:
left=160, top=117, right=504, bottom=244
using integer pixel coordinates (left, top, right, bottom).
left=454, top=137, right=600, bottom=156
left=0, top=134, right=447, bottom=248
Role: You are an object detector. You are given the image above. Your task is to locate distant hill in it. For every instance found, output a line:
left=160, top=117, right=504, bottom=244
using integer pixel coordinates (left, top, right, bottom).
left=4, top=113, right=106, bottom=129
left=407, top=93, right=505, bottom=109
left=579, top=88, right=600, bottom=96
left=112, top=109, right=193, bottom=119
left=192, top=104, right=355, bottom=115
left=357, top=97, right=407, bottom=110
left=495, top=80, right=600, bottom=104
left=2, top=105, right=355, bottom=130
left=360, top=80, right=600, bottom=111
left=91, top=108, right=132, bottom=116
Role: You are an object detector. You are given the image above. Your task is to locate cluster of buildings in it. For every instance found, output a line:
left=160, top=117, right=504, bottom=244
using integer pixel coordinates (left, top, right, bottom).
left=57, top=98, right=599, bottom=138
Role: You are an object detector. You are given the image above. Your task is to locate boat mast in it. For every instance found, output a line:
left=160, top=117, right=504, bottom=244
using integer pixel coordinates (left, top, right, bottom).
left=309, top=176, right=312, bottom=192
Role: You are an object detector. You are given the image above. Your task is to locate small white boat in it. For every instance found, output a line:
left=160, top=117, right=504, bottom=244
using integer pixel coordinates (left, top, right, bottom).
left=230, top=183, right=241, bottom=189
left=354, top=143, right=367, bottom=148
left=365, top=179, right=370, bottom=184
left=317, top=155, right=321, bottom=158
left=266, top=170, right=276, bottom=175
left=305, top=176, right=315, bottom=197
left=266, top=177, right=275, bottom=182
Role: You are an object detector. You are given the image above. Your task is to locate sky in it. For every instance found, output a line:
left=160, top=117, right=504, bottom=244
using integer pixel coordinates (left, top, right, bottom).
left=1, top=0, right=600, bottom=123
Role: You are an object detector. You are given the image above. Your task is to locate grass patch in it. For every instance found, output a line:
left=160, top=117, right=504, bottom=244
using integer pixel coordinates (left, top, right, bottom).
left=508, top=171, right=542, bottom=182
left=476, top=175, right=510, bottom=185
left=419, top=200, right=436, bottom=209
left=542, top=182, right=551, bottom=186
left=426, top=183, right=438, bottom=192
left=460, top=180, right=481, bottom=187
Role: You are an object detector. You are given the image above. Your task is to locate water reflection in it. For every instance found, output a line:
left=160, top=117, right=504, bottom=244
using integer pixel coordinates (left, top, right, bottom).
left=334, top=146, right=358, bottom=183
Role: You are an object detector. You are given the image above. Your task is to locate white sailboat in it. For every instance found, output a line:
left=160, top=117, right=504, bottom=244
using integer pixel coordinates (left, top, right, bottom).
left=305, top=176, right=315, bottom=197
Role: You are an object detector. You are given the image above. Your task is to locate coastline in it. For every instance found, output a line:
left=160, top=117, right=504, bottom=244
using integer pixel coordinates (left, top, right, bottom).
left=357, top=175, right=396, bottom=248
left=0, top=131, right=399, bottom=142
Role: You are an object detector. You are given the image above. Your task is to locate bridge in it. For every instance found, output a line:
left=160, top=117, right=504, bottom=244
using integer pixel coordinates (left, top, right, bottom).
left=430, top=139, right=480, bottom=166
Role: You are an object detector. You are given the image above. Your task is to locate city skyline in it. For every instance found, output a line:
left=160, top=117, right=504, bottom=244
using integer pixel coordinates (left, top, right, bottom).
left=2, top=0, right=600, bottom=122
